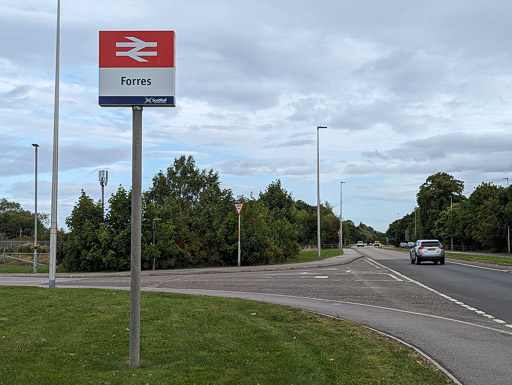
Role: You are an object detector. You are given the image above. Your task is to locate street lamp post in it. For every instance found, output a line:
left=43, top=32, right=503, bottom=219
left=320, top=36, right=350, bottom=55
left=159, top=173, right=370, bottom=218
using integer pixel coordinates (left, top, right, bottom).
left=450, top=195, right=453, bottom=251
left=414, top=207, right=417, bottom=239
left=316, top=126, right=327, bottom=260
left=49, top=0, right=61, bottom=289
left=152, top=218, right=161, bottom=270
left=32, top=144, right=39, bottom=273
left=504, top=178, right=510, bottom=254
left=339, top=181, right=346, bottom=251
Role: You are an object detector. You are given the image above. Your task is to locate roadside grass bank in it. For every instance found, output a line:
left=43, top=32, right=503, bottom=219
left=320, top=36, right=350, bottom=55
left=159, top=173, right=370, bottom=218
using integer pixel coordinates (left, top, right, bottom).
left=0, top=249, right=343, bottom=274
left=392, top=247, right=512, bottom=266
left=0, top=287, right=454, bottom=385
left=0, top=265, right=64, bottom=274
left=447, top=252, right=512, bottom=266
left=282, top=248, right=342, bottom=264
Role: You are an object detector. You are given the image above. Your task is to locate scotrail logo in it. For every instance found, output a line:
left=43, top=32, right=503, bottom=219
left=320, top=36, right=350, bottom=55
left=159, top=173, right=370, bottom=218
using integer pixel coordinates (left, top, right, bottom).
left=145, top=97, right=168, bottom=104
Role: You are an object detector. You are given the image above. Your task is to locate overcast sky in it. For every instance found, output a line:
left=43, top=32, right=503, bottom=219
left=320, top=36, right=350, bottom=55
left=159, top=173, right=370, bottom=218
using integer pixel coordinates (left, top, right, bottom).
left=2, top=0, right=512, bottom=232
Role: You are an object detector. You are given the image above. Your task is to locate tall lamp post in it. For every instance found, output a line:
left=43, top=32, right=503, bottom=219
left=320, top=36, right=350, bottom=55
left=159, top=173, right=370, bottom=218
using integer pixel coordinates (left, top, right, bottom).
left=414, top=207, right=417, bottom=239
left=316, top=126, right=327, bottom=260
left=152, top=218, right=161, bottom=270
left=504, top=178, right=510, bottom=254
left=32, top=144, right=39, bottom=273
left=49, top=0, right=61, bottom=289
left=339, top=181, right=346, bottom=251
left=450, top=195, right=453, bottom=251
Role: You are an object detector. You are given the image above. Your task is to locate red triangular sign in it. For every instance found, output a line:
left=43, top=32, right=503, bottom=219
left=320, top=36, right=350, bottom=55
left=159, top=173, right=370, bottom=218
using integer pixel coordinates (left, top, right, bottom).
left=234, top=202, right=244, bottom=215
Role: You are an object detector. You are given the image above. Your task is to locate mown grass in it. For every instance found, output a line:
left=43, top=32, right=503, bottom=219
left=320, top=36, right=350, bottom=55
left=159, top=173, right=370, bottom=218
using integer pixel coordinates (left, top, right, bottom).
left=447, top=252, right=512, bottom=266
left=0, top=265, right=66, bottom=274
left=282, top=248, right=342, bottom=264
left=0, top=287, right=453, bottom=385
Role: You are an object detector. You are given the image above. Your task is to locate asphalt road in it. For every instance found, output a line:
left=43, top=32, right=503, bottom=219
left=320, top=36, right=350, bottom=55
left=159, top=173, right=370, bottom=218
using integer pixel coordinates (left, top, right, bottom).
left=2, top=248, right=512, bottom=385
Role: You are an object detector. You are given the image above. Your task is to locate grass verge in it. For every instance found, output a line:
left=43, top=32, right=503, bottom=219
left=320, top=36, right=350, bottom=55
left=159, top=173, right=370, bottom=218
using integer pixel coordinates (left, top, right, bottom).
left=0, top=287, right=454, bottom=385
left=282, top=248, right=342, bottom=264
left=0, top=265, right=66, bottom=274
left=391, top=247, right=512, bottom=266
left=447, top=253, right=512, bottom=266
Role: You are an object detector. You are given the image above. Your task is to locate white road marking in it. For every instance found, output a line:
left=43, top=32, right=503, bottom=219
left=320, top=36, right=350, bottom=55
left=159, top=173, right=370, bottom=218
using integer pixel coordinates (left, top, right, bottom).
left=365, top=258, right=512, bottom=329
left=314, top=276, right=329, bottom=279
left=448, top=260, right=512, bottom=273
left=365, top=259, right=381, bottom=269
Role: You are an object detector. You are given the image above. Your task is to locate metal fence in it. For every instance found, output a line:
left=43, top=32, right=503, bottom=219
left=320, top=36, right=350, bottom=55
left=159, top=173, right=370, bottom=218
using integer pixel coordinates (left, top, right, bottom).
left=0, top=240, right=50, bottom=249
left=300, top=244, right=339, bottom=250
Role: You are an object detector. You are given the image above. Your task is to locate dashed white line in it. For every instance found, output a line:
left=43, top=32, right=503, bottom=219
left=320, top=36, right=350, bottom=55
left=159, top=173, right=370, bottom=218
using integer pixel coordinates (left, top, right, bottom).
left=365, top=258, right=512, bottom=329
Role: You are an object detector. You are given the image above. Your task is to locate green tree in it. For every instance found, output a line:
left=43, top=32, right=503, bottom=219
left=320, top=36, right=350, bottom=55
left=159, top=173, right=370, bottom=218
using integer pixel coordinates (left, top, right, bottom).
left=0, top=198, right=37, bottom=239
left=62, top=191, right=105, bottom=271
left=416, top=172, right=464, bottom=239
left=259, top=180, right=299, bottom=260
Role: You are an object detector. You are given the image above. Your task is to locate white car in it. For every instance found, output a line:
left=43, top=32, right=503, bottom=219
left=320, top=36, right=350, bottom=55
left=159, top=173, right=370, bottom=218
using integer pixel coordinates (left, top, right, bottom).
left=357, top=241, right=364, bottom=247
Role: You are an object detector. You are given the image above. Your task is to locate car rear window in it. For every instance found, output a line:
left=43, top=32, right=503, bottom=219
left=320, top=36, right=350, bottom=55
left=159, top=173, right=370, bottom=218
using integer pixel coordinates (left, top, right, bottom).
left=421, top=241, right=441, bottom=247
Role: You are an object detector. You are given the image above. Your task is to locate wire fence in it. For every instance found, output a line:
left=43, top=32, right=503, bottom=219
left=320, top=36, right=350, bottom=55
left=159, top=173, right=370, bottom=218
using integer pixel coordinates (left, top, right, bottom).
left=0, top=240, right=50, bottom=249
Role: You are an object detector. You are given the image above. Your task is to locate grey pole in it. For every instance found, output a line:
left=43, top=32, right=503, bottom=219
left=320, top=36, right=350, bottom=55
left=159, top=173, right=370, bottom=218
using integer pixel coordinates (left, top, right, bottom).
left=130, top=106, right=143, bottom=369
left=152, top=218, right=161, bottom=270
left=49, top=0, right=60, bottom=289
left=316, top=126, right=326, bottom=259
left=450, top=195, right=453, bottom=251
left=414, top=207, right=417, bottom=238
left=504, top=178, right=510, bottom=253
left=32, top=144, right=39, bottom=273
left=339, top=181, right=345, bottom=251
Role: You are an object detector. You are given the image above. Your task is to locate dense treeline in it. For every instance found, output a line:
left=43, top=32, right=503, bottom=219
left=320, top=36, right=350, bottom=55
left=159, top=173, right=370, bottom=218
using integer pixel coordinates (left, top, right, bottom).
left=1, top=155, right=385, bottom=271
left=387, top=172, right=512, bottom=251
left=60, top=156, right=383, bottom=271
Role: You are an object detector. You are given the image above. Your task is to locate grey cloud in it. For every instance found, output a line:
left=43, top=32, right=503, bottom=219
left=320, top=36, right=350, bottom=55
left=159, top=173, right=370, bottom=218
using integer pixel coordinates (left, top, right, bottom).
left=218, top=159, right=312, bottom=178
left=362, top=150, right=388, bottom=160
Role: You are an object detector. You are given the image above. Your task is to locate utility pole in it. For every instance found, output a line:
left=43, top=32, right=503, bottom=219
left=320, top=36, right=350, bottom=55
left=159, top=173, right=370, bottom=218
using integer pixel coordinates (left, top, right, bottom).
left=316, top=126, right=327, bottom=259
left=339, top=181, right=346, bottom=251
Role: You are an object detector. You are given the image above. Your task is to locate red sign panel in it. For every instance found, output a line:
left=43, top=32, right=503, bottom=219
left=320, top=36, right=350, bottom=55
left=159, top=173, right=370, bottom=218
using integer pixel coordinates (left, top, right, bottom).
left=99, top=31, right=175, bottom=68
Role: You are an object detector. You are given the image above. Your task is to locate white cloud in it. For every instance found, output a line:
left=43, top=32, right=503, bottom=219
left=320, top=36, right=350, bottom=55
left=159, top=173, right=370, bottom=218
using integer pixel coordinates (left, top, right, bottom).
left=2, top=0, right=512, bottom=232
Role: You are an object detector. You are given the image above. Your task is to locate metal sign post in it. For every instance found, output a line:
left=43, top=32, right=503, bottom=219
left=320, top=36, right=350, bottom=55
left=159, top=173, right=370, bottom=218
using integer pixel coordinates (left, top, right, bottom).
left=234, top=203, right=244, bottom=267
left=129, top=106, right=143, bottom=368
left=99, top=30, right=175, bottom=369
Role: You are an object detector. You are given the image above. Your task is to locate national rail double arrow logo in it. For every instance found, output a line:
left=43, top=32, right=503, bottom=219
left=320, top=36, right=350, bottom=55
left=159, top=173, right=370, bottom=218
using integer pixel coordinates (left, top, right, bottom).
left=115, top=37, right=158, bottom=63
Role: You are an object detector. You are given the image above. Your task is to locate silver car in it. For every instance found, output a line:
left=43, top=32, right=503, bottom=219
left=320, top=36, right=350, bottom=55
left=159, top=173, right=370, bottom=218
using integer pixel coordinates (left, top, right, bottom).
left=410, top=239, right=445, bottom=265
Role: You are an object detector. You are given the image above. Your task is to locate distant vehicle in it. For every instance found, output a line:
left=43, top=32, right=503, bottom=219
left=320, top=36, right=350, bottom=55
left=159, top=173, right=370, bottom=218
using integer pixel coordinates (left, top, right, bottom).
left=369, top=243, right=373, bottom=246
left=410, top=239, right=445, bottom=265
left=399, top=242, right=408, bottom=248
left=373, top=241, right=381, bottom=248
left=407, top=241, right=415, bottom=248
left=357, top=241, right=364, bottom=247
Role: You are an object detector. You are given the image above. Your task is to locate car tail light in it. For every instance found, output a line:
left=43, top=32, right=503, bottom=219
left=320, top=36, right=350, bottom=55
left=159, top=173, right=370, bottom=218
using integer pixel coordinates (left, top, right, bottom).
left=418, top=246, right=424, bottom=250
left=439, top=245, right=444, bottom=249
